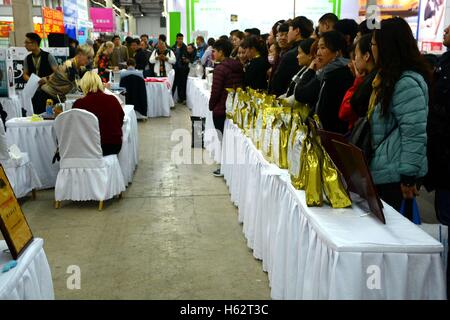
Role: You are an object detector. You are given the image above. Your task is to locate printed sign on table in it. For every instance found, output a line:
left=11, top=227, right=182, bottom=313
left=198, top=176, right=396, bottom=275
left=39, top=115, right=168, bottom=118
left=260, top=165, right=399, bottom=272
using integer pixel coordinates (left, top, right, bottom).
left=0, top=165, right=34, bottom=260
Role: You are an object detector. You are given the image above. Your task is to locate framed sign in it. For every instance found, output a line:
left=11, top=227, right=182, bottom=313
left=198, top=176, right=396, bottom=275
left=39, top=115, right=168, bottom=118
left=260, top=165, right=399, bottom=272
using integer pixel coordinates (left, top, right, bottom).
left=0, top=165, right=34, bottom=259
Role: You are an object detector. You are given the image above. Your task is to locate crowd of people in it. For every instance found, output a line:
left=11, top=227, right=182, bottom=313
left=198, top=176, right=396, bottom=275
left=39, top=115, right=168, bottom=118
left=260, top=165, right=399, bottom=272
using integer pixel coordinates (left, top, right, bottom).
left=205, top=14, right=449, bottom=292
left=0, top=13, right=447, bottom=294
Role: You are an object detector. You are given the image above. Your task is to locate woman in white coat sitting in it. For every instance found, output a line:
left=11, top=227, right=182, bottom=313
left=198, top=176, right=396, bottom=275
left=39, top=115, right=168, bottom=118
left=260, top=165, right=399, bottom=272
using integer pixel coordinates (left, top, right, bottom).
left=149, top=35, right=176, bottom=77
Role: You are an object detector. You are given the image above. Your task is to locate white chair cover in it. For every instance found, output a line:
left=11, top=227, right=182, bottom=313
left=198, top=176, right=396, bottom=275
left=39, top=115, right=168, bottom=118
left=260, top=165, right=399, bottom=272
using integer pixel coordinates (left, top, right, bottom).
left=0, top=120, right=41, bottom=198
left=54, top=109, right=126, bottom=202
left=118, top=105, right=139, bottom=185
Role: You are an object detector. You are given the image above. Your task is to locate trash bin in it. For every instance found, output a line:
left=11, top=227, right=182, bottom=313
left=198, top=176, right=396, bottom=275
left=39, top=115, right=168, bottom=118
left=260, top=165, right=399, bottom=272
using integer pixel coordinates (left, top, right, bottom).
left=191, top=116, right=205, bottom=148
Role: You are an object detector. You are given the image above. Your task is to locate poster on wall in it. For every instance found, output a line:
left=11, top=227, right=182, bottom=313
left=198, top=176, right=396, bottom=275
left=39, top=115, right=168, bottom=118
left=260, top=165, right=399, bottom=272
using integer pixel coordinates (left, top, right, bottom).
left=44, top=47, right=70, bottom=65
left=294, top=0, right=337, bottom=24
left=64, top=0, right=78, bottom=40
left=418, top=0, right=447, bottom=52
left=0, top=49, right=15, bottom=98
left=8, top=47, right=28, bottom=91
left=90, top=8, right=115, bottom=33
left=358, top=0, right=420, bottom=37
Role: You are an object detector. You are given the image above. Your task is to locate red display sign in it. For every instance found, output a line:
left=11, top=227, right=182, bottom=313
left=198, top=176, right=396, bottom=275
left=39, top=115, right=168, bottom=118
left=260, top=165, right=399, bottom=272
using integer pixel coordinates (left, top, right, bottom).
left=34, top=7, right=65, bottom=38
left=0, top=21, right=13, bottom=38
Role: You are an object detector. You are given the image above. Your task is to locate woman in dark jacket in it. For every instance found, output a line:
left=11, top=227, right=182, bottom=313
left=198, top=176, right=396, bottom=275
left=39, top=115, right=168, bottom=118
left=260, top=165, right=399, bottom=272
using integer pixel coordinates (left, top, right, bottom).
left=209, top=39, right=244, bottom=176
left=339, top=34, right=377, bottom=130
left=284, top=38, right=316, bottom=98
left=241, top=36, right=270, bottom=90
left=295, top=31, right=354, bottom=134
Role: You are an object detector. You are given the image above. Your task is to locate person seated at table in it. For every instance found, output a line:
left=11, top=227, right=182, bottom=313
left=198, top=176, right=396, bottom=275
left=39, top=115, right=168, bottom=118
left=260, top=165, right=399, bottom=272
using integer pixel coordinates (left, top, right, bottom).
left=32, top=44, right=94, bottom=115
left=72, top=71, right=124, bottom=156
left=149, top=35, right=176, bottom=77
left=94, top=41, right=115, bottom=83
left=23, top=33, right=58, bottom=84
left=120, top=58, right=144, bottom=79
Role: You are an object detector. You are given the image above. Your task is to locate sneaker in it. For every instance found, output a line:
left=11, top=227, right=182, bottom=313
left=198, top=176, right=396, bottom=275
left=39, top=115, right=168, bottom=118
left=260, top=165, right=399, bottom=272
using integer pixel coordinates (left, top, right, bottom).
left=213, top=168, right=224, bottom=177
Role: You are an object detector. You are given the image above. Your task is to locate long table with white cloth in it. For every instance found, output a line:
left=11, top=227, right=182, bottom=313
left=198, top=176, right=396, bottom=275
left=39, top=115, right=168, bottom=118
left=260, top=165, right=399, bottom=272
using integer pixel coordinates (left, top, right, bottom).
left=222, top=120, right=446, bottom=299
left=0, top=238, right=54, bottom=300
left=187, top=77, right=446, bottom=299
left=187, top=77, right=221, bottom=163
left=5, top=105, right=138, bottom=189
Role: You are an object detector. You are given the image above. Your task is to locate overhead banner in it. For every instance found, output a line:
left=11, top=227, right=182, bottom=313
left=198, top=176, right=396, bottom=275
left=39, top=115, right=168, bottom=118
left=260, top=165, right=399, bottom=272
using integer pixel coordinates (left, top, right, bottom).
left=418, top=0, right=447, bottom=53
left=64, top=0, right=78, bottom=39
left=35, top=7, right=65, bottom=38
left=77, top=0, right=89, bottom=21
left=0, top=21, right=13, bottom=38
left=358, top=0, right=420, bottom=37
left=90, top=8, right=115, bottom=33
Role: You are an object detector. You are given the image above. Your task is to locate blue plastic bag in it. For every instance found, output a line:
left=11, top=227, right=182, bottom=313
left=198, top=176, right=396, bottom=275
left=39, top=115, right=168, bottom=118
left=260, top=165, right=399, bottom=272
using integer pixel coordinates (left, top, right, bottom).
left=400, top=198, right=421, bottom=225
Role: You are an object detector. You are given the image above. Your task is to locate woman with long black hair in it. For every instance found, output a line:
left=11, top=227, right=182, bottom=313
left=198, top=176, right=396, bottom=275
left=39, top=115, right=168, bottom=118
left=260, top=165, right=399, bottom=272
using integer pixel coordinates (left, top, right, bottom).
left=241, top=35, right=270, bottom=90
left=369, top=17, right=432, bottom=211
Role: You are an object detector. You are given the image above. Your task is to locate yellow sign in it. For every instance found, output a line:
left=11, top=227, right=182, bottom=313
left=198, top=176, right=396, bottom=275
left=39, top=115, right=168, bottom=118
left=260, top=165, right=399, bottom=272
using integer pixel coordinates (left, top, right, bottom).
left=0, top=165, right=33, bottom=259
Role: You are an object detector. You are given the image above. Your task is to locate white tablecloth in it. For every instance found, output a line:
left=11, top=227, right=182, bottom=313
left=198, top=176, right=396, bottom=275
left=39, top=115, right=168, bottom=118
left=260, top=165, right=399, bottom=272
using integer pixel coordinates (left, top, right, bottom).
left=5, top=106, right=139, bottom=189
left=0, top=96, right=22, bottom=121
left=186, top=77, right=221, bottom=163
left=118, top=105, right=139, bottom=184
left=221, top=120, right=447, bottom=300
left=6, top=119, right=59, bottom=189
left=0, top=238, right=54, bottom=300
left=145, top=82, right=173, bottom=118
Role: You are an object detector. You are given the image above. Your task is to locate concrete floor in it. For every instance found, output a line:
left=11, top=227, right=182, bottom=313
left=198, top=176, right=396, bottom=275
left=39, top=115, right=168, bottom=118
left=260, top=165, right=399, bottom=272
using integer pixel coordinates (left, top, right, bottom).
left=19, top=104, right=270, bottom=300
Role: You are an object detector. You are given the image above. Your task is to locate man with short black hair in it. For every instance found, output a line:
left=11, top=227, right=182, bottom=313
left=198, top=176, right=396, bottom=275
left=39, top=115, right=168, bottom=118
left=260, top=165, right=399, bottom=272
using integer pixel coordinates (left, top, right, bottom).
left=23, top=32, right=58, bottom=85
left=209, top=39, right=243, bottom=177
left=318, top=13, right=339, bottom=35
left=135, top=39, right=152, bottom=75
left=270, top=16, right=314, bottom=96
left=140, top=34, right=149, bottom=50
left=129, top=38, right=141, bottom=58
left=244, top=28, right=261, bottom=37
left=335, top=19, right=359, bottom=48
left=111, top=35, right=129, bottom=68
left=172, top=33, right=189, bottom=103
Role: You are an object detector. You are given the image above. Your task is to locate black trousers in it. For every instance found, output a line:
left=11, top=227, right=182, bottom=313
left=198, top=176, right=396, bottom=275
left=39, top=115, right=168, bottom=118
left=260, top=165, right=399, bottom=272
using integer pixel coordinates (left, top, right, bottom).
left=32, top=89, right=56, bottom=115
left=173, top=67, right=189, bottom=101
left=377, top=182, right=419, bottom=224
left=102, top=144, right=122, bottom=156
left=213, top=115, right=226, bottom=134
left=376, top=182, right=403, bottom=212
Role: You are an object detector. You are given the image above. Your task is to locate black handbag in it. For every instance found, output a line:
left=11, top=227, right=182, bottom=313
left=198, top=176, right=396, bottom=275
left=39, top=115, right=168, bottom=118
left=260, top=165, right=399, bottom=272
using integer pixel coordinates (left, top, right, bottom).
left=349, top=116, right=373, bottom=161
left=350, top=116, right=397, bottom=163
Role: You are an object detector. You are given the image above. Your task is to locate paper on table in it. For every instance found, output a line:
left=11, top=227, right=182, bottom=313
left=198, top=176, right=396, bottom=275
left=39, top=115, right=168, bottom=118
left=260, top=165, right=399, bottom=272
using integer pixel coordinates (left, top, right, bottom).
left=21, top=74, right=41, bottom=116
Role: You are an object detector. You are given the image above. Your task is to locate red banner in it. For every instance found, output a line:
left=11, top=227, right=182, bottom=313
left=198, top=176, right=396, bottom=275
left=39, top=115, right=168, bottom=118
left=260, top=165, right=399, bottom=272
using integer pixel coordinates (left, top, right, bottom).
left=0, top=21, right=13, bottom=38
left=35, top=7, right=65, bottom=38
